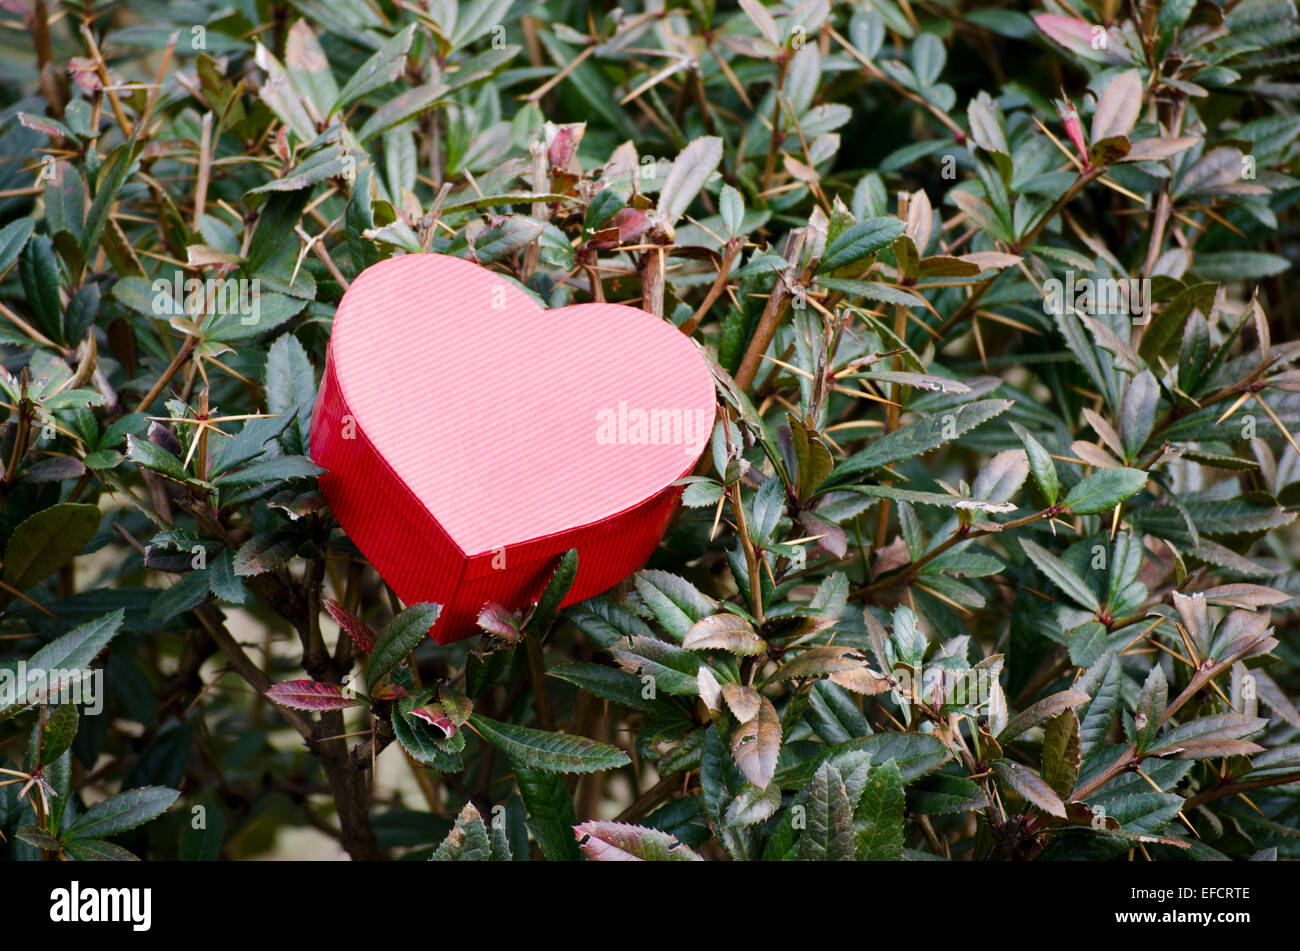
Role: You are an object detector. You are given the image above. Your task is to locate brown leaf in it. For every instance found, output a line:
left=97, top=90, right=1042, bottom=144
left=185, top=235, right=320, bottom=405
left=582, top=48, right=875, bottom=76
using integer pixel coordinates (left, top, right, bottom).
left=775, top=645, right=868, bottom=680
left=1158, top=738, right=1265, bottom=759
left=999, top=689, right=1090, bottom=743
left=828, top=667, right=892, bottom=695
left=732, top=695, right=781, bottom=788
left=721, top=683, right=761, bottom=722
left=1091, top=69, right=1143, bottom=144
left=1122, top=136, right=1199, bottom=162
left=683, top=614, right=766, bottom=655
left=993, top=760, right=1067, bottom=818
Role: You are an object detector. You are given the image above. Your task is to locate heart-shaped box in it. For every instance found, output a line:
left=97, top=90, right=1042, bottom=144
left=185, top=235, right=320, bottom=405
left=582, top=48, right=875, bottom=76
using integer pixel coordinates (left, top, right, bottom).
left=309, top=253, right=716, bottom=643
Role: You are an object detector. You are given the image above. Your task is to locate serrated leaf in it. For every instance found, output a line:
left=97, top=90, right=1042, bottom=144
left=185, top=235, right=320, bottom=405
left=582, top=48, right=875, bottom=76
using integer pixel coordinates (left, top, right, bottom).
left=829, top=400, right=1013, bottom=484
left=682, top=614, right=765, bottom=655
left=573, top=820, right=702, bottom=861
left=331, top=25, right=416, bottom=117
left=1062, top=467, right=1148, bottom=515
left=65, top=786, right=179, bottom=839
left=516, top=763, right=582, bottom=861
left=797, top=762, right=855, bottom=860
left=324, top=598, right=376, bottom=652
left=1021, top=538, right=1100, bottom=612
left=999, top=690, right=1089, bottom=743
left=266, top=680, right=359, bottom=711
left=3, top=503, right=101, bottom=591
left=529, top=548, right=577, bottom=633
left=470, top=714, right=629, bottom=773
left=633, top=570, right=715, bottom=642
left=357, top=82, right=451, bottom=143
left=993, top=760, right=1066, bottom=818
left=38, top=703, right=79, bottom=767
left=732, top=695, right=781, bottom=788
left=431, top=803, right=493, bottom=861
left=818, top=217, right=906, bottom=273
left=657, top=136, right=723, bottom=224
left=854, top=760, right=905, bottom=859
left=1041, top=710, right=1082, bottom=798
left=0, top=610, right=123, bottom=721
left=367, top=603, right=441, bottom=692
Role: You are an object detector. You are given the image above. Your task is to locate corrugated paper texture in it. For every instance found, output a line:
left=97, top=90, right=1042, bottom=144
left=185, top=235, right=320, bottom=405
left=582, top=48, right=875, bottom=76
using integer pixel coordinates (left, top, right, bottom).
left=309, top=253, right=716, bottom=643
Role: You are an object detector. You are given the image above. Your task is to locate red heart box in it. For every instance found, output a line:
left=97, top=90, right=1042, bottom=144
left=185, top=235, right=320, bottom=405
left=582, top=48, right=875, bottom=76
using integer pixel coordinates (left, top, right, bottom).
left=309, top=253, right=716, bottom=643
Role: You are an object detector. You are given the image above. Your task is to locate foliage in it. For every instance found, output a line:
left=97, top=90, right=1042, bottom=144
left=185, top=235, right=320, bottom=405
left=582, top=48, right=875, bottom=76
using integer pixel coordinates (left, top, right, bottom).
left=1, top=0, right=1298, bottom=862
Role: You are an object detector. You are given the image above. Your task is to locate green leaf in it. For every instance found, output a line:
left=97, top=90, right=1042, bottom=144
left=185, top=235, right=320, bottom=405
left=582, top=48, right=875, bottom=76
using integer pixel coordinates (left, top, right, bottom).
left=548, top=663, right=659, bottom=713
left=515, top=763, right=582, bottom=861
left=126, top=434, right=189, bottom=482
left=17, top=825, right=63, bottom=850
left=1138, top=282, right=1215, bottom=364
left=0, top=217, right=35, bottom=276
left=818, top=217, right=906, bottom=273
left=829, top=400, right=1014, bottom=485
left=19, top=234, right=62, bottom=341
left=1121, top=371, right=1158, bottom=462
left=264, top=333, right=317, bottom=453
left=212, top=455, right=325, bottom=487
left=65, top=786, right=180, bottom=839
left=907, top=774, right=988, bottom=814
left=366, top=603, right=441, bottom=693
left=1021, top=538, right=1100, bottom=612
left=148, top=569, right=211, bottom=623
left=2, top=612, right=122, bottom=723
left=854, top=760, right=905, bottom=860
left=62, top=838, right=140, bottom=861
left=781, top=732, right=951, bottom=787
left=1041, top=710, right=1082, bottom=798
left=83, top=143, right=134, bottom=254
left=1134, top=664, right=1167, bottom=750
left=719, top=185, right=744, bottom=238
left=797, top=762, right=855, bottom=860
left=469, top=714, right=630, bottom=773
left=38, top=703, right=79, bottom=767
left=330, top=25, right=416, bottom=117
left=431, top=803, right=494, bottom=861
left=357, top=83, right=451, bottom=143
left=392, top=707, right=462, bottom=770
left=1078, top=653, right=1123, bottom=757
left=633, top=570, right=715, bottom=642
left=528, top=548, right=577, bottom=633
left=3, top=503, right=98, bottom=592
left=1193, top=251, right=1289, bottom=282
left=233, top=532, right=297, bottom=577
left=1062, top=467, right=1148, bottom=515
left=208, top=549, right=246, bottom=604
left=657, top=136, right=723, bottom=224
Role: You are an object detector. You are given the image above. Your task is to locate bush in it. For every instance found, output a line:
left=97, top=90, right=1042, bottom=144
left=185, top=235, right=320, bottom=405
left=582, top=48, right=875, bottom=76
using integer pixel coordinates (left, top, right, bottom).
left=1, top=0, right=1298, bottom=863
